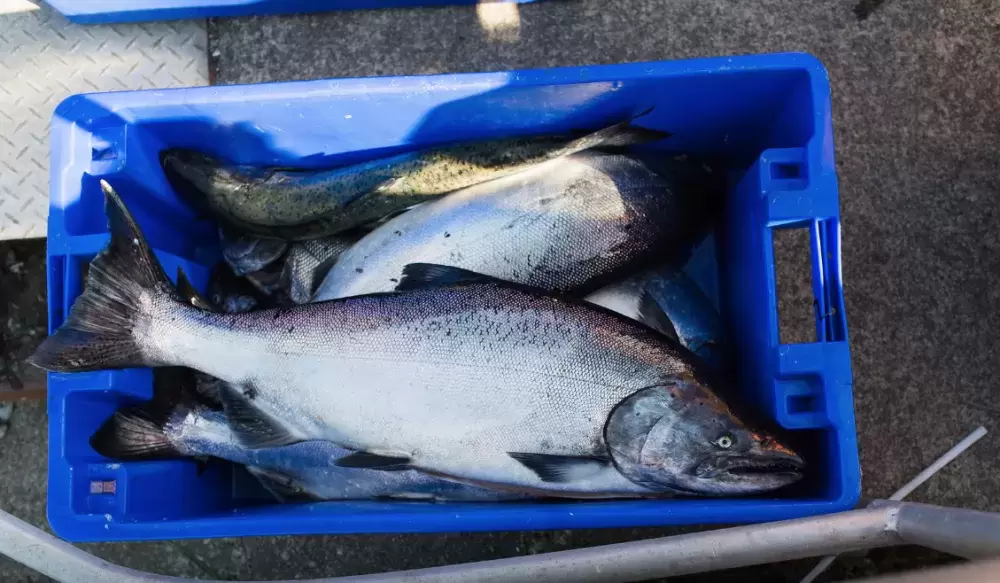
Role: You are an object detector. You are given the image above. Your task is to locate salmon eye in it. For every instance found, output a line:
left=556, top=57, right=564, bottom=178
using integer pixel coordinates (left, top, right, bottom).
left=714, top=435, right=734, bottom=449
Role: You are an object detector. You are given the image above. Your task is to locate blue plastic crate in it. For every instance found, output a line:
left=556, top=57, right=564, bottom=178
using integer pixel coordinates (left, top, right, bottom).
left=47, top=52, right=859, bottom=542
left=46, top=0, right=540, bottom=24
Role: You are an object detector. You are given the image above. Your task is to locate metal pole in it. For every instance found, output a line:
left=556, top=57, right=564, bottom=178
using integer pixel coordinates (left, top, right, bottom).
left=345, top=505, right=903, bottom=583
left=801, top=426, right=988, bottom=583
left=895, top=502, right=1000, bottom=560
left=888, top=427, right=988, bottom=501
left=3, top=501, right=1000, bottom=583
left=0, top=504, right=905, bottom=583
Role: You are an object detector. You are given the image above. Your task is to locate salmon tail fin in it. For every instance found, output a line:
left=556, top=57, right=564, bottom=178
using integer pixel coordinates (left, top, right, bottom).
left=90, top=367, right=203, bottom=460
left=90, top=403, right=183, bottom=460
left=574, top=110, right=672, bottom=151
left=29, top=180, right=177, bottom=372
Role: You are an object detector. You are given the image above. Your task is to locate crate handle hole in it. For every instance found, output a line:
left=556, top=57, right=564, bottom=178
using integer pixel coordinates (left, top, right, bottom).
left=91, top=145, right=117, bottom=162
left=787, top=393, right=821, bottom=414
left=772, top=227, right=817, bottom=344
left=771, top=162, right=803, bottom=180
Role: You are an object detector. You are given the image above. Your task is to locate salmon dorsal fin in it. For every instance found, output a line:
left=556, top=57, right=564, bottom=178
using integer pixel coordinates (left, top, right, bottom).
left=176, top=267, right=217, bottom=312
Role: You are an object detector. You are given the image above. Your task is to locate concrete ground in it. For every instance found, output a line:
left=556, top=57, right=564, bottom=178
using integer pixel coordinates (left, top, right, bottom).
left=1, top=0, right=999, bottom=580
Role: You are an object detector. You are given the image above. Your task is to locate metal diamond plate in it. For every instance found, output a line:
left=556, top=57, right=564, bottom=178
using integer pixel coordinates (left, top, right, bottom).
left=0, top=2, right=207, bottom=240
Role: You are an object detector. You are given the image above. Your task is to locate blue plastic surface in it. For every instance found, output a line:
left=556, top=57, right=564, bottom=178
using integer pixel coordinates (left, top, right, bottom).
left=46, top=0, right=539, bottom=24
left=47, top=53, right=859, bottom=542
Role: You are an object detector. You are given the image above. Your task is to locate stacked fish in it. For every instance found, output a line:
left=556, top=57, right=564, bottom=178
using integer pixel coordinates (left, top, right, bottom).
left=31, top=117, right=805, bottom=503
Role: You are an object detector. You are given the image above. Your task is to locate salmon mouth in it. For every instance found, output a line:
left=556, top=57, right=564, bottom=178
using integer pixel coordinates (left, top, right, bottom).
left=697, top=453, right=805, bottom=479
left=724, top=458, right=804, bottom=477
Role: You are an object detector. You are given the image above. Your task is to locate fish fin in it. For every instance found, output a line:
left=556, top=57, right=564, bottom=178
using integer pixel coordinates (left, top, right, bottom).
left=208, top=262, right=269, bottom=314
left=576, top=115, right=671, bottom=151
left=395, top=263, right=505, bottom=291
left=631, top=105, right=655, bottom=121
left=216, top=381, right=301, bottom=449
left=90, top=404, right=182, bottom=460
left=188, top=371, right=225, bottom=410
left=245, top=264, right=285, bottom=297
left=176, top=267, right=217, bottom=312
left=149, top=366, right=199, bottom=410
left=508, top=453, right=611, bottom=483
left=334, top=451, right=412, bottom=471
left=637, top=291, right=680, bottom=341
left=29, top=180, right=177, bottom=373
left=246, top=467, right=319, bottom=503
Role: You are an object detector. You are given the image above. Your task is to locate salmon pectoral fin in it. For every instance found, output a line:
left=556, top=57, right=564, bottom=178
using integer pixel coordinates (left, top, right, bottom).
left=637, top=291, right=680, bottom=342
left=508, top=453, right=612, bottom=483
left=216, top=381, right=301, bottom=449
left=246, top=467, right=320, bottom=503
left=394, top=263, right=504, bottom=292
left=334, top=451, right=412, bottom=471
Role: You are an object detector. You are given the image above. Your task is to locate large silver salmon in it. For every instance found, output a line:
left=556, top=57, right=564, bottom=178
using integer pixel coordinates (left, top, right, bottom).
left=161, top=120, right=669, bottom=240
left=32, top=182, right=802, bottom=498
left=315, top=152, right=718, bottom=301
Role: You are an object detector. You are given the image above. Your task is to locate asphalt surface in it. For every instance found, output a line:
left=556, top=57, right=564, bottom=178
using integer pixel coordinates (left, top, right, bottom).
left=1, top=0, right=999, bottom=580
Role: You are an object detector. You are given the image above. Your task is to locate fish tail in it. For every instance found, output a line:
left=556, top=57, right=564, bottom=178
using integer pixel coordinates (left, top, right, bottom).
left=90, top=403, right=184, bottom=460
left=91, top=367, right=205, bottom=460
left=575, top=115, right=672, bottom=151
left=29, top=180, right=180, bottom=372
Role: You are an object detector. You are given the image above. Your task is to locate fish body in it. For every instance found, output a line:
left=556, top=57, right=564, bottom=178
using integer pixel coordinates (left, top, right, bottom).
left=315, top=152, right=715, bottom=301
left=153, top=282, right=677, bottom=495
left=91, top=394, right=524, bottom=501
left=162, top=121, right=669, bottom=240
left=32, top=182, right=803, bottom=497
left=585, top=268, right=730, bottom=375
